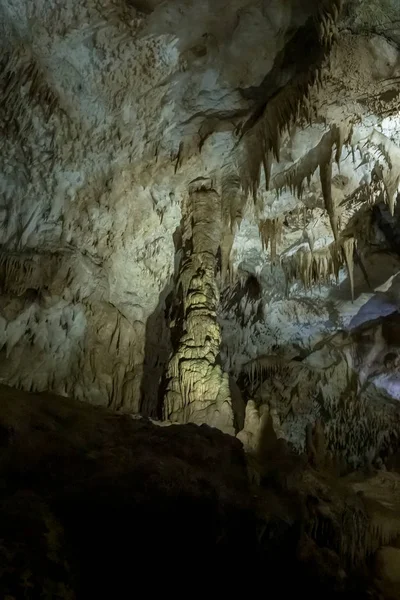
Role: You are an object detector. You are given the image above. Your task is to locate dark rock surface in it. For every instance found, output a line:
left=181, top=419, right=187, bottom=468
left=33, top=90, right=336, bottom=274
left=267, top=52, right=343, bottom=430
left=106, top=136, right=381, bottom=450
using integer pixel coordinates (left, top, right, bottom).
left=0, top=384, right=390, bottom=599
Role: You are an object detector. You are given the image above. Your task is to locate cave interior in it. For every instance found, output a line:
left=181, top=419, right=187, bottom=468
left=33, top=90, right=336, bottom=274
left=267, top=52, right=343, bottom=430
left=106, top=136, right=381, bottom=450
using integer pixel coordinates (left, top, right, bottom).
left=2, top=0, right=400, bottom=597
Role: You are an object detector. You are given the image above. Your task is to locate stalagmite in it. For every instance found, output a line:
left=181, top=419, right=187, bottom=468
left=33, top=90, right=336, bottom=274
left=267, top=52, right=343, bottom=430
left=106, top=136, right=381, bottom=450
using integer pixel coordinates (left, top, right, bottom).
left=3, top=0, right=400, bottom=487
left=164, top=188, right=234, bottom=433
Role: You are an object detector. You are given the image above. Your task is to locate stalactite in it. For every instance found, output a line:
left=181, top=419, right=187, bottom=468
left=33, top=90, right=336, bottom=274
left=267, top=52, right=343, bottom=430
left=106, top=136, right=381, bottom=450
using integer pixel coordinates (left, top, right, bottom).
left=237, top=0, right=343, bottom=201
left=258, top=218, right=283, bottom=263
left=0, top=251, right=61, bottom=296
left=262, top=149, right=273, bottom=191
left=272, top=123, right=353, bottom=244
left=368, top=131, right=400, bottom=215
left=282, top=236, right=357, bottom=298
left=345, top=129, right=400, bottom=215
left=342, top=237, right=356, bottom=302
left=219, top=231, right=235, bottom=288
left=308, top=492, right=400, bottom=569
left=329, top=241, right=342, bottom=281
left=304, top=227, right=315, bottom=252
left=282, top=247, right=334, bottom=289
left=258, top=220, right=270, bottom=253
left=242, top=354, right=292, bottom=392
left=320, top=157, right=339, bottom=241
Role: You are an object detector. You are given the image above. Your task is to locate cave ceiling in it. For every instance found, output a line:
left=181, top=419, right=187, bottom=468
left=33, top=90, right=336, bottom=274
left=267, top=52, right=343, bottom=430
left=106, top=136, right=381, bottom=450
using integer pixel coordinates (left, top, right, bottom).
left=1, top=0, right=400, bottom=460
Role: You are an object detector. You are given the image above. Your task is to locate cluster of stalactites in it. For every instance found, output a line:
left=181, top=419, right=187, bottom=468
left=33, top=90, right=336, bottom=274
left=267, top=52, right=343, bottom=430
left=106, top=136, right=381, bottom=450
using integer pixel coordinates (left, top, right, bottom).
left=270, top=125, right=399, bottom=301
left=342, top=129, right=400, bottom=216
left=269, top=123, right=400, bottom=252
left=242, top=354, right=292, bottom=392
left=0, top=251, right=61, bottom=296
left=258, top=217, right=283, bottom=263
left=282, top=236, right=356, bottom=299
left=221, top=261, right=253, bottom=292
left=273, top=123, right=353, bottom=239
left=363, top=130, right=400, bottom=216
left=237, top=0, right=343, bottom=203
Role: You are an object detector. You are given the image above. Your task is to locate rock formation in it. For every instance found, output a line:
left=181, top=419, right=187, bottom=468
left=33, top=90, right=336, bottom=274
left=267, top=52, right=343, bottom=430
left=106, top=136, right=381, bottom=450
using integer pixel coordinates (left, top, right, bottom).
left=164, top=187, right=233, bottom=431
left=1, top=0, right=400, bottom=476
left=0, top=384, right=400, bottom=597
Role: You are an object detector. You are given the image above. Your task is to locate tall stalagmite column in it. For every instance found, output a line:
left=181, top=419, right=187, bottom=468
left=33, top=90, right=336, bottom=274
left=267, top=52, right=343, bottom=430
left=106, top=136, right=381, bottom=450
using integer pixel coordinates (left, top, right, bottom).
left=163, top=188, right=234, bottom=433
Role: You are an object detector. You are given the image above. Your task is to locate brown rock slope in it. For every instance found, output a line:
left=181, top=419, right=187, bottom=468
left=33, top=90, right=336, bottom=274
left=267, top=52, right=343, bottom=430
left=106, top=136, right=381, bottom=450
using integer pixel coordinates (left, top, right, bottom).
left=0, top=384, right=399, bottom=598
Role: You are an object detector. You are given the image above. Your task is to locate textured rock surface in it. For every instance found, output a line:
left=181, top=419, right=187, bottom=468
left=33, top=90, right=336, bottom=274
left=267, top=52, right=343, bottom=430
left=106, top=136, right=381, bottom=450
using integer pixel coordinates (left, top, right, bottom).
left=1, top=384, right=400, bottom=597
left=0, top=0, right=339, bottom=405
left=164, top=188, right=234, bottom=431
left=0, top=385, right=253, bottom=597
left=1, top=0, right=400, bottom=451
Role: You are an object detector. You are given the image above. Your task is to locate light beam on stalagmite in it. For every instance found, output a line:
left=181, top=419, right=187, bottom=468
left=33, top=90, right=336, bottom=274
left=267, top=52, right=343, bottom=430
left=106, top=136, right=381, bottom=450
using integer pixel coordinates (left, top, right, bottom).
left=163, top=187, right=234, bottom=432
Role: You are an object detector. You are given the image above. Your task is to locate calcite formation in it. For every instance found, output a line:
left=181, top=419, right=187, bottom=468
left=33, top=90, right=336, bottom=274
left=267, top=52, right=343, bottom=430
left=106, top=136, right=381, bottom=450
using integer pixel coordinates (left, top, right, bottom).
left=1, top=0, right=400, bottom=460
left=164, top=188, right=233, bottom=432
